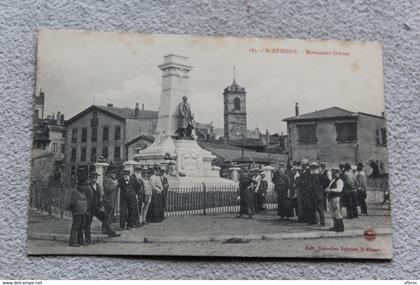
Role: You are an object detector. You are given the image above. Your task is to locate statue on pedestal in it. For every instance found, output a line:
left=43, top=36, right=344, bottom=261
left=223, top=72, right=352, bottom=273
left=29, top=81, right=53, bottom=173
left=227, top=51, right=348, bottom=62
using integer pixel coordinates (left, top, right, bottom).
left=177, top=96, right=194, bottom=139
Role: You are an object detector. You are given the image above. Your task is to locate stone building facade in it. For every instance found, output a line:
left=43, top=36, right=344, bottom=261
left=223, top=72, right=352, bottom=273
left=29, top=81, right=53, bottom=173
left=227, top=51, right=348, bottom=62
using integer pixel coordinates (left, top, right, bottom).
left=223, top=78, right=247, bottom=140
left=284, top=106, right=388, bottom=173
left=64, top=103, right=157, bottom=185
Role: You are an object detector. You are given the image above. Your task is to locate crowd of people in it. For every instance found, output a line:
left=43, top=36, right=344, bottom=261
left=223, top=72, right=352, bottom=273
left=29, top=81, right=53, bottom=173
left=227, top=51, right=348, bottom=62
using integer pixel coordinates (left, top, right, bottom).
left=237, top=160, right=369, bottom=232
left=68, top=164, right=169, bottom=247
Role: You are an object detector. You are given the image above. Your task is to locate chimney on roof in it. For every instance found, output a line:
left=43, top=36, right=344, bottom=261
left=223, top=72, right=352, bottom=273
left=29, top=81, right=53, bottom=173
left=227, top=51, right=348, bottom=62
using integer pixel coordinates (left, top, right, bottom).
left=56, top=111, right=61, bottom=125
left=295, top=103, right=299, bottom=116
left=381, top=111, right=385, bottom=117
left=135, top=103, right=140, bottom=117
left=60, top=114, right=64, bottom=125
left=52, top=113, right=55, bottom=120
left=142, top=103, right=144, bottom=111
left=265, top=129, right=270, bottom=144
left=107, top=103, right=113, bottom=107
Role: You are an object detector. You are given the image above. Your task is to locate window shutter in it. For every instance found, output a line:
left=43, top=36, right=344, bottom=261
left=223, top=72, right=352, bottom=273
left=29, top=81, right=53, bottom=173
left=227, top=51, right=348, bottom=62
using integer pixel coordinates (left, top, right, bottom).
left=375, top=129, right=381, bottom=145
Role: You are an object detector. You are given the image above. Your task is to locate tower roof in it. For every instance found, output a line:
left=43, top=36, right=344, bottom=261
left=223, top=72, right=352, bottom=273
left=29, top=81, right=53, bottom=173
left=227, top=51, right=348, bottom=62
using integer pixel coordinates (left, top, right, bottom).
left=224, top=78, right=245, bottom=93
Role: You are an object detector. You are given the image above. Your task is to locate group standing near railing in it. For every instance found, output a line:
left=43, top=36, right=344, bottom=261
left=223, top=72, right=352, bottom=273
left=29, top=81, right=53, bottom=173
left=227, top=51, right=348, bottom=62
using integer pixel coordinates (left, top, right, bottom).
left=29, top=171, right=389, bottom=219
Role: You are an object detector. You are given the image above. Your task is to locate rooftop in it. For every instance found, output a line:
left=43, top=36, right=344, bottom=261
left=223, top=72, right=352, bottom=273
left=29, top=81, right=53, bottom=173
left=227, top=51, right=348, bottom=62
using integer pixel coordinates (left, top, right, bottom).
left=283, top=106, right=361, bottom=122
left=66, top=105, right=158, bottom=125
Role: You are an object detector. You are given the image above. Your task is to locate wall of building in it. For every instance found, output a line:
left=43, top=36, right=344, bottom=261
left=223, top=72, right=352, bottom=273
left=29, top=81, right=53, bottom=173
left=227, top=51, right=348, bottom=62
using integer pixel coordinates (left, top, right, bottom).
left=31, top=153, right=57, bottom=183
left=357, top=114, right=388, bottom=172
left=47, top=128, right=65, bottom=160
left=125, top=118, right=156, bottom=142
left=64, top=110, right=125, bottom=185
left=288, top=119, right=357, bottom=168
left=288, top=115, right=388, bottom=171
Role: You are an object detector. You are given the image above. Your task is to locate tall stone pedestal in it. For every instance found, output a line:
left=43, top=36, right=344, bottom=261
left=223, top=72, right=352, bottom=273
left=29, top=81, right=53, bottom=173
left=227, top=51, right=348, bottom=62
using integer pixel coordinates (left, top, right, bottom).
left=134, top=134, right=236, bottom=187
left=94, top=162, right=109, bottom=188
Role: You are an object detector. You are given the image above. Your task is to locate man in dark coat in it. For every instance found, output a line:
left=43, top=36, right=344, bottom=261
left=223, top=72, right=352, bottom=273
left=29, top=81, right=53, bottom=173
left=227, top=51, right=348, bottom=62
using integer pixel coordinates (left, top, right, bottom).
left=119, top=169, right=137, bottom=230
left=102, top=167, right=120, bottom=237
left=237, top=169, right=255, bottom=218
left=319, top=162, right=331, bottom=210
left=299, top=159, right=312, bottom=223
left=273, top=164, right=292, bottom=220
left=79, top=172, right=101, bottom=245
left=68, top=174, right=88, bottom=247
left=308, top=162, right=326, bottom=226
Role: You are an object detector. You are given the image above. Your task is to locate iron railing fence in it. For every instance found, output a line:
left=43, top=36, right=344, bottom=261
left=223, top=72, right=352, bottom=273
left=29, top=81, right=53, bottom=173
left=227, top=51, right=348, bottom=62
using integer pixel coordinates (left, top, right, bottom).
left=366, top=176, right=390, bottom=209
left=29, top=176, right=390, bottom=218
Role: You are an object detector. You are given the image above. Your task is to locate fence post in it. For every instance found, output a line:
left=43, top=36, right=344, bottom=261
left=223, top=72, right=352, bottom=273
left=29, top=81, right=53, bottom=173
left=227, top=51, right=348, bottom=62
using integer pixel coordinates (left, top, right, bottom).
left=202, top=182, right=207, bottom=215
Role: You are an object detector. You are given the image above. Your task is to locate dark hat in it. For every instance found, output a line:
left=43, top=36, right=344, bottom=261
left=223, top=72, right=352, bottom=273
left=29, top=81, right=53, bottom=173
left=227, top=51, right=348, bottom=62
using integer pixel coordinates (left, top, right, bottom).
left=106, top=166, right=117, bottom=174
left=331, top=168, right=340, bottom=173
left=90, top=171, right=100, bottom=177
left=153, top=164, right=161, bottom=171
left=122, top=169, right=131, bottom=175
left=320, top=162, right=327, bottom=166
left=357, top=162, right=364, bottom=169
left=344, top=163, right=352, bottom=170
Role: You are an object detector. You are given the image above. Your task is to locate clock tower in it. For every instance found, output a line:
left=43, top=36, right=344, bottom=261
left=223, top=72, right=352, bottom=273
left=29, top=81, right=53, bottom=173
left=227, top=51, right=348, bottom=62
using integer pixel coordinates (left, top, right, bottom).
left=223, top=77, right=247, bottom=140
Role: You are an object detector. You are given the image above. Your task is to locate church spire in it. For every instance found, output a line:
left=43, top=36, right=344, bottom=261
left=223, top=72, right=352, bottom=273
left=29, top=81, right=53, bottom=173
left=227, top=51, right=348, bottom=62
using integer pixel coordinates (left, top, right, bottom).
left=233, top=66, right=237, bottom=85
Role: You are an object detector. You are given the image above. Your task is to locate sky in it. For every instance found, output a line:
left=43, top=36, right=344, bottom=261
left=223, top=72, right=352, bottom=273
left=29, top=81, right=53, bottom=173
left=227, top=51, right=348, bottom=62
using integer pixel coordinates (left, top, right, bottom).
left=36, top=29, right=385, bottom=134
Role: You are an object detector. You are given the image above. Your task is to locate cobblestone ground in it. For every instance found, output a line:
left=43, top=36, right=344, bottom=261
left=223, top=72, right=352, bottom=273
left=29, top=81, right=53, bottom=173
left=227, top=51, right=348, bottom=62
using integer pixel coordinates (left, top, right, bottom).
left=27, top=208, right=392, bottom=258
left=28, top=208, right=391, bottom=238
left=28, top=234, right=392, bottom=259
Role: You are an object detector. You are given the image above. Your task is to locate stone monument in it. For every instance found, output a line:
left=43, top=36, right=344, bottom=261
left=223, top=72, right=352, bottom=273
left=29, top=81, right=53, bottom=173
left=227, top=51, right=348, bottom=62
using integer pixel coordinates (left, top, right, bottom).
left=133, top=54, right=236, bottom=187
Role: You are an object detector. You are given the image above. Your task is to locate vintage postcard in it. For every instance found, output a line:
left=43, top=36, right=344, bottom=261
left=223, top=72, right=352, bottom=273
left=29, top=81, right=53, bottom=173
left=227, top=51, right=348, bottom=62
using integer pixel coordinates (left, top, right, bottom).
left=28, top=29, right=392, bottom=259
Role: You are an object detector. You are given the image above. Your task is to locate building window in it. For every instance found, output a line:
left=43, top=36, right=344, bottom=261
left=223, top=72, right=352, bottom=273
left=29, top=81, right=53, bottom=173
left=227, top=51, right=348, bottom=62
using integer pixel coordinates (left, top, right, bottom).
left=34, top=109, right=39, bottom=119
left=80, top=147, right=87, bottom=162
left=81, top=128, right=87, bottom=143
left=335, top=122, right=357, bottom=142
left=90, top=147, right=97, bottom=162
left=71, top=166, right=76, bottom=177
left=91, top=111, right=98, bottom=127
left=71, top=147, right=77, bottom=162
left=71, top=129, right=77, bottom=143
left=297, top=124, right=317, bottom=144
left=91, top=127, right=97, bottom=142
left=376, top=127, right=387, bottom=146
left=52, top=143, right=57, bottom=153
left=103, top=126, right=109, bottom=141
left=102, top=147, right=108, bottom=159
left=233, top=97, right=241, bottom=111
left=60, top=143, right=65, bottom=153
left=115, top=126, right=121, bottom=140
left=114, top=146, right=120, bottom=160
